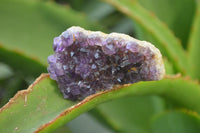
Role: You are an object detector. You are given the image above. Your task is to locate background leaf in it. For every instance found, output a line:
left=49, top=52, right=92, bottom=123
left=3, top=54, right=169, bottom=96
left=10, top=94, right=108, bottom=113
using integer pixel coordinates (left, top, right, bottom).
left=137, top=0, right=196, bottom=49
left=0, top=45, right=46, bottom=106
left=1, top=74, right=200, bottom=132
left=92, top=96, right=165, bottom=133
left=0, top=0, right=104, bottom=65
left=151, top=111, right=200, bottom=133
left=102, top=0, right=188, bottom=74
left=0, top=45, right=46, bottom=78
left=35, top=76, right=200, bottom=132
left=1, top=1, right=200, bottom=132
left=0, top=74, right=28, bottom=107
left=0, top=74, right=74, bottom=133
left=52, top=125, right=71, bottom=133
left=188, top=2, right=200, bottom=80
left=0, top=63, right=13, bottom=79
left=67, top=113, right=114, bottom=133
left=163, top=58, right=175, bottom=74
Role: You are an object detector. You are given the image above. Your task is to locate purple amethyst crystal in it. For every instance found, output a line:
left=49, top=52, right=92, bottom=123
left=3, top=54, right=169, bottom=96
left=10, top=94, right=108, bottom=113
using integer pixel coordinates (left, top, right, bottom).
left=47, top=26, right=165, bottom=100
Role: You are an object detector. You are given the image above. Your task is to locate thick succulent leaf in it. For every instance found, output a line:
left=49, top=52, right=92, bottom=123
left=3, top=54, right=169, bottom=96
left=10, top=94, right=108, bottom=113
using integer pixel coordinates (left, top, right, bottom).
left=52, top=125, right=71, bottom=133
left=84, top=0, right=135, bottom=35
left=0, top=75, right=28, bottom=107
left=67, top=113, right=114, bottom=133
left=88, top=108, right=122, bottom=132
left=137, top=0, right=196, bottom=48
left=111, top=17, right=135, bottom=34
left=1, top=74, right=200, bottom=132
left=102, top=0, right=188, bottom=74
left=0, top=45, right=46, bottom=107
left=92, top=96, right=165, bottom=133
left=188, top=2, right=200, bottom=80
left=83, top=0, right=115, bottom=22
left=67, top=0, right=86, bottom=11
left=0, top=45, right=46, bottom=78
left=163, top=58, right=175, bottom=74
left=35, top=76, right=200, bottom=132
left=0, top=0, right=104, bottom=65
left=0, top=74, right=75, bottom=133
left=151, top=111, right=200, bottom=133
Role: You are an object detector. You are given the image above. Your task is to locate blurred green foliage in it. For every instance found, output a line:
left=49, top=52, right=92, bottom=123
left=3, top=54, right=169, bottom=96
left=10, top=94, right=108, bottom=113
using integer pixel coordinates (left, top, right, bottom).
left=0, top=0, right=200, bottom=133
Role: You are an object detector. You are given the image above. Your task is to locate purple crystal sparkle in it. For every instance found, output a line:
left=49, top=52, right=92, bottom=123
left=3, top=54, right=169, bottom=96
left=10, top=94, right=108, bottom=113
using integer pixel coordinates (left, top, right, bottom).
left=47, top=26, right=165, bottom=100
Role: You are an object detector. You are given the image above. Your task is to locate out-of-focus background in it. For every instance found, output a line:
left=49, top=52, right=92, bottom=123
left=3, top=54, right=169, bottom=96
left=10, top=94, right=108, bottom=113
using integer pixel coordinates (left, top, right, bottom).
left=0, top=0, right=198, bottom=133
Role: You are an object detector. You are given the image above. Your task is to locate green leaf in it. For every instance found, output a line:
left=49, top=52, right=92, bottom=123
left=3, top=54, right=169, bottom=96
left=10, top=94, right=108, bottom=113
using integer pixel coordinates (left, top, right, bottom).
left=0, top=75, right=28, bottom=107
left=188, top=2, right=200, bottom=80
left=89, top=107, right=125, bottom=133
left=0, top=74, right=75, bottom=133
left=36, top=77, right=200, bottom=132
left=0, top=45, right=46, bottom=107
left=0, top=0, right=104, bottom=65
left=83, top=0, right=135, bottom=34
left=0, top=45, right=46, bottom=78
left=111, top=17, right=135, bottom=34
left=137, top=0, right=196, bottom=48
left=52, top=125, right=71, bottom=133
left=0, top=63, right=13, bottom=79
left=163, top=58, right=175, bottom=74
left=102, top=0, right=188, bottom=74
left=92, top=96, right=165, bottom=133
left=1, top=74, right=200, bottom=132
left=151, top=111, right=200, bottom=133
left=83, top=0, right=115, bottom=22
left=67, top=113, right=114, bottom=133
left=68, top=0, right=85, bottom=11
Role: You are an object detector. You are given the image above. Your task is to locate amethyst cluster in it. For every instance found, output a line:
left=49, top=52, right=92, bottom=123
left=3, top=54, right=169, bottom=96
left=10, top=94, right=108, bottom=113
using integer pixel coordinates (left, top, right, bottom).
left=48, top=26, right=165, bottom=100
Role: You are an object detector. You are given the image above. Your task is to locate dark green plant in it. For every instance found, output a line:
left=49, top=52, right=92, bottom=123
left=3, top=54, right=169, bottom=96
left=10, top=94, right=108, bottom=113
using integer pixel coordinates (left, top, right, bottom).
left=0, top=0, right=200, bottom=133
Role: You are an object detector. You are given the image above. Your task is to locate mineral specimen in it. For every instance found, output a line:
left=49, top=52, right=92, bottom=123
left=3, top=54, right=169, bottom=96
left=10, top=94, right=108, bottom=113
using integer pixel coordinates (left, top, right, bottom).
left=47, top=26, right=165, bottom=100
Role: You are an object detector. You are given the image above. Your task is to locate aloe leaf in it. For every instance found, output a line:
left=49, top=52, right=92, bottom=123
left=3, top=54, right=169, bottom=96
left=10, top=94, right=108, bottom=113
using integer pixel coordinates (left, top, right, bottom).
left=111, top=17, right=135, bottom=34
left=67, top=113, right=114, bottom=133
left=0, top=74, right=75, bottom=133
left=188, top=2, right=200, bottom=80
left=102, top=0, right=188, bottom=74
left=163, top=58, right=175, bottom=74
left=0, top=0, right=105, bottom=65
left=0, top=75, right=28, bottom=107
left=89, top=108, right=125, bottom=133
left=35, top=76, right=200, bottom=132
left=1, top=74, right=200, bottom=132
left=83, top=0, right=135, bottom=34
left=87, top=58, right=174, bottom=133
left=92, top=96, right=165, bottom=133
left=83, top=0, right=115, bottom=22
left=52, top=125, right=71, bottom=133
left=151, top=110, right=200, bottom=133
left=0, top=45, right=46, bottom=78
left=137, top=0, right=196, bottom=48
left=0, top=45, right=47, bottom=107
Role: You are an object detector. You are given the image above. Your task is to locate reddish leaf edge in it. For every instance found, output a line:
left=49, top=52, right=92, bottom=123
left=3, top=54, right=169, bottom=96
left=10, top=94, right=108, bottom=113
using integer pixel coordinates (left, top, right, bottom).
left=36, top=74, right=200, bottom=133
left=1, top=73, right=200, bottom=133
left=35, top=79, right=129, bottom=133
left=0, top=73, right=49, bottom=113
left=0, top=73, right=127, bottom=133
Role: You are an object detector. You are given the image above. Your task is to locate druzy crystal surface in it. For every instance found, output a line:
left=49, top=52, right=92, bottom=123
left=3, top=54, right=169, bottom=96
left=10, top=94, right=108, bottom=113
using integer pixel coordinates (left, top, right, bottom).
left=48, top=26, right=165, bottom=100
